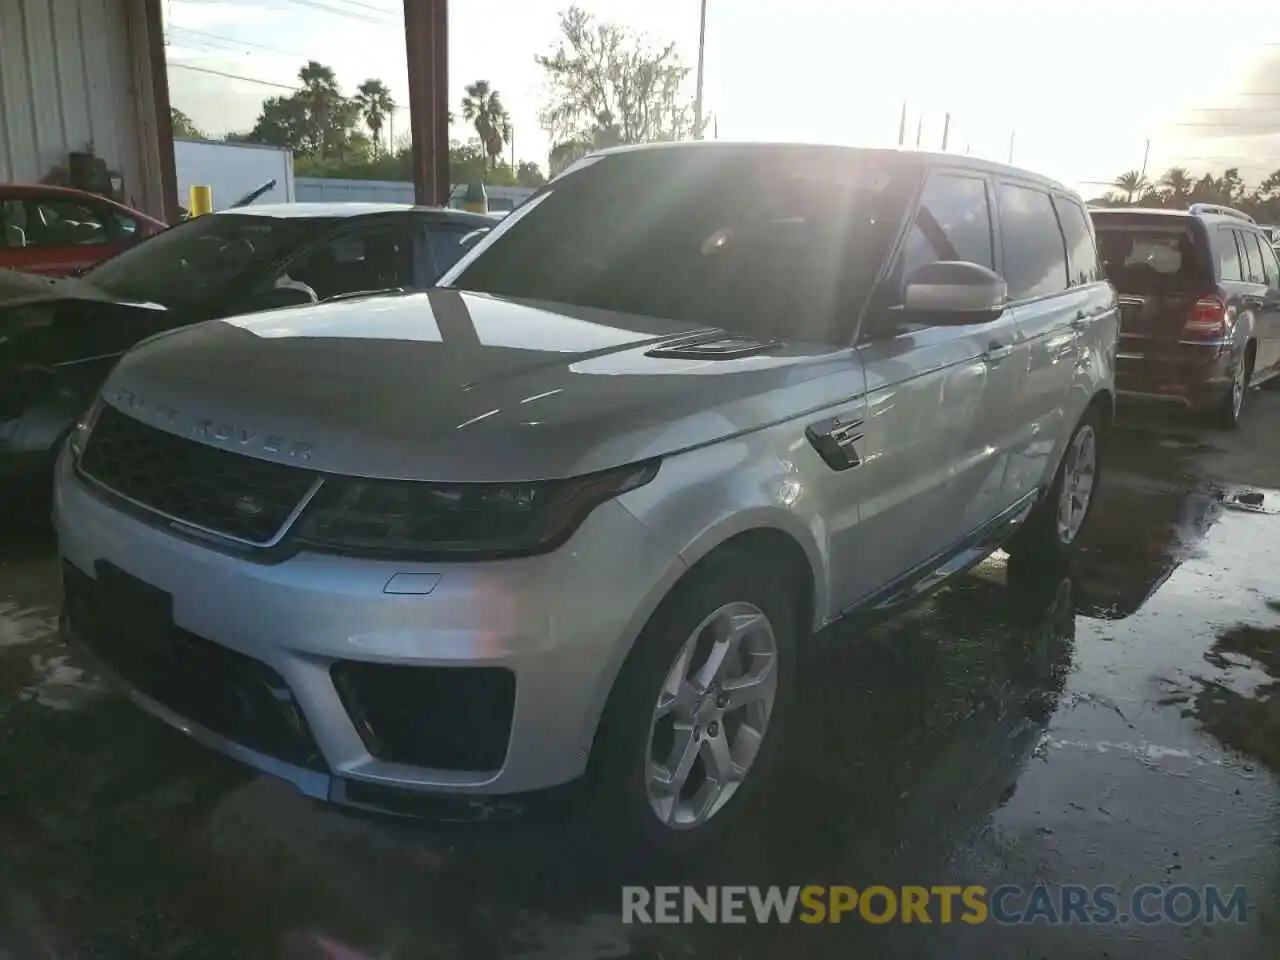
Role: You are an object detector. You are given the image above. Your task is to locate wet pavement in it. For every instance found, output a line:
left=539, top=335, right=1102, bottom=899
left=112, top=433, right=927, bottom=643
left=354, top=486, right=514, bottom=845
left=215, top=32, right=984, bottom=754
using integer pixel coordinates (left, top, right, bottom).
left=3, top=393, right=1280, bottom=958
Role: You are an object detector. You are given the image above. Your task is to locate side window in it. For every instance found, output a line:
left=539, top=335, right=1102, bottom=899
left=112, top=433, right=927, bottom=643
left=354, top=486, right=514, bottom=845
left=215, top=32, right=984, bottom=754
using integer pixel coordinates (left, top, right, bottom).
left=1240, top=229, right=1264, bottom=284
left=0, top=199, right=27, bottom=248
left=1218, top=228, right=1243, bottom=280
left=276, top=224, right=413, bottom=300
left=426, top=224, right=481, bottom=280
left=24, top=198, right=110, bottom=247
left=1259, top=236, right=1280, bottom=290
left=995, top=182, right=1069, bottom=300
left=897, top=173, right=993, bottom=287
left=1054, top=197, right=1101, bottom=286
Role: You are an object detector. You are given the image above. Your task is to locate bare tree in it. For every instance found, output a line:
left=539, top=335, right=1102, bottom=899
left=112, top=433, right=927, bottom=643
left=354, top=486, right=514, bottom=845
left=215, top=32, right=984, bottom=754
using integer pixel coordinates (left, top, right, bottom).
left=536, top=6, right=704, bottom=155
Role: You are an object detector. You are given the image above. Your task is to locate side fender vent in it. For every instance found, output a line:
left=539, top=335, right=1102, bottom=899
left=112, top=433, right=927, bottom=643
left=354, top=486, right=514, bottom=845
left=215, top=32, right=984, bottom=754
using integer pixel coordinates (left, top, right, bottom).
left=646, top=333, right=783, bottom=360
left=806, top=415, right=864, bottom=471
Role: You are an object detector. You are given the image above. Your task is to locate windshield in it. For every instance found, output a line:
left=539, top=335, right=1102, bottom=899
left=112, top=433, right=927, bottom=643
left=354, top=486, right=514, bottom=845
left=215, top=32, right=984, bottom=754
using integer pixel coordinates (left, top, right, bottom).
left=444, top=148, right=915, bottom=343
left=84, top=213, right=322, bottom=304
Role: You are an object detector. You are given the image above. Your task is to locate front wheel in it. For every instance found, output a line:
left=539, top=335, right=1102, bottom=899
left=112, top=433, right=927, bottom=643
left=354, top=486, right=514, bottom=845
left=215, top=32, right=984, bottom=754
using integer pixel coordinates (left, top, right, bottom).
left=1007, top=411, right=1102, bottom=563
left=588, top=552, right=798, bottom=857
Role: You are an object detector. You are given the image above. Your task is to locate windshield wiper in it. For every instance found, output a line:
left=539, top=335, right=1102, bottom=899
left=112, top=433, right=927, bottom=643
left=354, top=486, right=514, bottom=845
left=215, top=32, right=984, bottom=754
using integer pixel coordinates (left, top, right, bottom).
left=321, top=286, right=413, bottom=303
left=230, top=179, right=277, bottom=209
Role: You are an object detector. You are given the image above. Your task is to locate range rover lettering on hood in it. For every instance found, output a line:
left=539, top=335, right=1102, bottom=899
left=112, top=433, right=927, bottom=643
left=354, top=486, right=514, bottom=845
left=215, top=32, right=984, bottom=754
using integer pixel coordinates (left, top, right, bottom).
left=111, top=389, right=315, bottom=462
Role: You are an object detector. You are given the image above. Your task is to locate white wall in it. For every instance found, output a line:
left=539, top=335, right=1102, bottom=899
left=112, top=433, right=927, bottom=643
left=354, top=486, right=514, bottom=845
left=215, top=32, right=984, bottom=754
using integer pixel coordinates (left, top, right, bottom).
left=175, top=139, right=294, bottom=210
left=0, top=0, right=161, bottom=216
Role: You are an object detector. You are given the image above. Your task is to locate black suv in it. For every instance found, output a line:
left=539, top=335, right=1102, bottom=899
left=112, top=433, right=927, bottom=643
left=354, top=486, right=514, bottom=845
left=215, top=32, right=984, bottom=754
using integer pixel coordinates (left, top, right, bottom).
left=1090, top=202, right=1280, bottom=427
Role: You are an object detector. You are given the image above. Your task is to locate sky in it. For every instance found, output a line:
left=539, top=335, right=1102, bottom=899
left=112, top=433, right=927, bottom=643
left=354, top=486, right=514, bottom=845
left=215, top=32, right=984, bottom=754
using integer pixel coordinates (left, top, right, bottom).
left=164, top=0, right=1280, bottom=195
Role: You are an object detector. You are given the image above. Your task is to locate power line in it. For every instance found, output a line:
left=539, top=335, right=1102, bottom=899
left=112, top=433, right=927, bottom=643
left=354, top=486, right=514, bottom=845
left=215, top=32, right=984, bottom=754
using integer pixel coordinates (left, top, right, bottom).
left=168, top=61, right=403, bottom=108
left=173, top=0, right=398, bottom=26
left=277, top=0, right=397, bottom=25
left=168, top=25, right=308, bottom=58
left=168, top=62, right=300, bottom=91
left=1170, top=121, right=1280, bottom=127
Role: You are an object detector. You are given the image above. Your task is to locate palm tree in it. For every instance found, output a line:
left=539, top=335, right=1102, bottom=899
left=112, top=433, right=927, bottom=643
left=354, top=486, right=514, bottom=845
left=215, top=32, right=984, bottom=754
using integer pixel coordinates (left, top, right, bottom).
left=298, top=60, right=341, bottom=155
left=355, top=79, right=395, bottom=156
left=461, top=80, right=510, bottom=170
left=1113, top=170, right=1147, bottom=205
left=1160, top=167, right=1193, bottom=207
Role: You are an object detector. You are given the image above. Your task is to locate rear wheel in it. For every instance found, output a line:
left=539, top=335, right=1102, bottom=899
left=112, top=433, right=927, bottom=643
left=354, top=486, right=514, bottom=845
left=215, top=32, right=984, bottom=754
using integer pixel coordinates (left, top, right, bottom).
left=588, top=551, right=797, bottom=857
left=1007, top=410, right=1102, bottom=564
left=1213, top=344, right=1253, bottom=429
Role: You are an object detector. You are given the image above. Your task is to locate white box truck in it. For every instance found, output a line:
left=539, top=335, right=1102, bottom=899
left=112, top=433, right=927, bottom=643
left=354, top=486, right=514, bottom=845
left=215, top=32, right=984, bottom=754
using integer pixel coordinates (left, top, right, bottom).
left=174, top=139, right=295, bottom=213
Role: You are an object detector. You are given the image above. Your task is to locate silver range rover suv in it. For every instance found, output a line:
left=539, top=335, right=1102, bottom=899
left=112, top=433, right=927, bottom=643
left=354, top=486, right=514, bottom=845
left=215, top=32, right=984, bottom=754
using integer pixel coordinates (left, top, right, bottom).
left=55, top=144, right=1117, bottom=850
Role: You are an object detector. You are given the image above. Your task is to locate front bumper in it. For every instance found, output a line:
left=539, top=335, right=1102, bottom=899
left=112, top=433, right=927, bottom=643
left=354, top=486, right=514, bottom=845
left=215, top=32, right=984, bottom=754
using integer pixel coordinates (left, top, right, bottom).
left=54, top=450, right=680, bottom=803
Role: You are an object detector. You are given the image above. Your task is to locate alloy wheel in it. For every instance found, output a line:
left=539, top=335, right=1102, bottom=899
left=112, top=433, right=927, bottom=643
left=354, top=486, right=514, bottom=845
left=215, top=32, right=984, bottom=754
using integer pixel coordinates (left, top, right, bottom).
left=644, top=601, right=778, bottom=830
left=1232, top=359, right=1246, bottom=421
left=1056, top=425, right=1097, bottom=545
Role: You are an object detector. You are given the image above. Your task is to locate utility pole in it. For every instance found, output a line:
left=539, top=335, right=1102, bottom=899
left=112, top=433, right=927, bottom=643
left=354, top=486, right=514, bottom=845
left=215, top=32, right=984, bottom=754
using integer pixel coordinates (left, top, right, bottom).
left=941, top=113, right=950, bottom=152
left=510, top=126, right=515, bottom=171
left=1140, top=137, right=1150, bottom=180
left=915, top=114, right=923, bottom=148
left=898, top=100, right=907, bottom=146
left=694, top=0, right=708, bottom=139
left=1007, top=128, right=1016, bottom=164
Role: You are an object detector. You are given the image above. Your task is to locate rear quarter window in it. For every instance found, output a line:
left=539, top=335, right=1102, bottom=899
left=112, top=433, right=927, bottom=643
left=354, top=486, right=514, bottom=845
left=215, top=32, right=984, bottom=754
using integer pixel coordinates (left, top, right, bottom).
left=1054, top=198, right=1101, bottom=286
left=1217, top=227, right=1243, bottom=281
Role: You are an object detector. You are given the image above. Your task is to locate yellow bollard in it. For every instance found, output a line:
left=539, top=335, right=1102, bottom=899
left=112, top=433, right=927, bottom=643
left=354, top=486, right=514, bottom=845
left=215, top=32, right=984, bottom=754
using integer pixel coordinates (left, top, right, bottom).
left=188, top=185, right=213, bottom=216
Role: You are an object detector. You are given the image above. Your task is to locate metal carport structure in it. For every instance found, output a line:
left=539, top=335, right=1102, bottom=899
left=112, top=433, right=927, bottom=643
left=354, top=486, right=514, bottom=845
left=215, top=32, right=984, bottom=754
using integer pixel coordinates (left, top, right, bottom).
left=0, top=0, right=450, bottom=221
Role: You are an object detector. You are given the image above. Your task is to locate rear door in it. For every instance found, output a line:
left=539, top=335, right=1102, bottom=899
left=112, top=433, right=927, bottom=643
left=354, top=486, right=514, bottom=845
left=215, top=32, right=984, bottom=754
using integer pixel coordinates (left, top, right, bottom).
left=992, top=180, right=1078, bottom=506
left=1237, top=229, right=1280, bottom=380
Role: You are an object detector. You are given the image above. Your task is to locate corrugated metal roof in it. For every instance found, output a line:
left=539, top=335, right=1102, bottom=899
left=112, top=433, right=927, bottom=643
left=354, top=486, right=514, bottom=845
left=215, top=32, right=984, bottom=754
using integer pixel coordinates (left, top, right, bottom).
left=0, top=0, right=144, bottom=208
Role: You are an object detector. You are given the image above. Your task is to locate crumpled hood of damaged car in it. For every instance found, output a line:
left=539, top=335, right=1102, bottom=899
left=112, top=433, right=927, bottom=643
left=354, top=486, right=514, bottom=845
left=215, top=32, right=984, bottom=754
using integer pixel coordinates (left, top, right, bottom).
left=102, top=289, right=852, bottom=482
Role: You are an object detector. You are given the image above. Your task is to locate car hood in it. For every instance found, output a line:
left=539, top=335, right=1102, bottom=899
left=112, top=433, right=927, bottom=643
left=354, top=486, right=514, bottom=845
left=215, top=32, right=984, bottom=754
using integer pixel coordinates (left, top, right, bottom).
left=102, top=289, right=852, bottom=482
left=0, top=267, right=164, bottom=309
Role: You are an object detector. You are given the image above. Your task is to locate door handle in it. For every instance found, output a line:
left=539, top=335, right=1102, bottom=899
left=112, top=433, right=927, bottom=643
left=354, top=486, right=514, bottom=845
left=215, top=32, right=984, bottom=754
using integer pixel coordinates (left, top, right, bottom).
left=982, top=342, right=1014, bottom=364
left=1071, top=310, right=1089, bottom=330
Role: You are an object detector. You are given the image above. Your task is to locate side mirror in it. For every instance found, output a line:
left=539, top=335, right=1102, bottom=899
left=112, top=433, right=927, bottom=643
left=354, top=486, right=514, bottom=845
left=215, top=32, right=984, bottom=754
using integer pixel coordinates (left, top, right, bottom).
left=903, top=261, right=1008, bottom=322
left=458, top=228, right=490, bottom=251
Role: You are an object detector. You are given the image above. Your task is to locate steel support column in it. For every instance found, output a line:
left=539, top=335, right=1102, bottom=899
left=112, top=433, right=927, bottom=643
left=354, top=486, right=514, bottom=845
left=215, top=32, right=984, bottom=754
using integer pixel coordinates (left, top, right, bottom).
left=142, top=0, right=179, bottom=222
left=404, top=0, right=450, bottom=206
left=122, top=0, right=179, bottom=222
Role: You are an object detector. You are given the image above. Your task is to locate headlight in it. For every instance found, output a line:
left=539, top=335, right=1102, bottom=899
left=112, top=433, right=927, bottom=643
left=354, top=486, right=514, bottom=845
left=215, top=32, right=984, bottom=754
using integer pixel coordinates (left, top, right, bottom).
left=293, top=459, right=659, bottom=560
left=67, top=396, right=104, bottom=460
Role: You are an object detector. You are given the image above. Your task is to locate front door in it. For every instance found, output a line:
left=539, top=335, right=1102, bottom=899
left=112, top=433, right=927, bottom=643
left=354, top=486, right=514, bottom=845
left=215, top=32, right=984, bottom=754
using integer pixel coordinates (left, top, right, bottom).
left=844, top=326, right=993, bottom=610
left=839, top=168, right=1014, bottom=609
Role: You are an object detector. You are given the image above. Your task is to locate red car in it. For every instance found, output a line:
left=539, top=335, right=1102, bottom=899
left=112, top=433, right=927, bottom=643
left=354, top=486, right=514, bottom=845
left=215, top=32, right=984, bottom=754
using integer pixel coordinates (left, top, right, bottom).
left=0, top=183, right=167, bottom=276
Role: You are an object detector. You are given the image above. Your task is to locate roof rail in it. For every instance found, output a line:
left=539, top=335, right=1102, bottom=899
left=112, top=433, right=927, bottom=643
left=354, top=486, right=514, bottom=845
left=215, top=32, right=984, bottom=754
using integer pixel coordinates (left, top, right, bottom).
left=1188, top=202, right=1256, bottom=224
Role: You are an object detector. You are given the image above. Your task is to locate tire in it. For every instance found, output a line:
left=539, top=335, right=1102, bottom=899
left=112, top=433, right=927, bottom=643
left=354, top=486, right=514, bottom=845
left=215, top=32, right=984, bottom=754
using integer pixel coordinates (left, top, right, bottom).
left=1212, top=345, right=1252, bottom=429
left=587, top=550, right=798, bottom=858
left=1007, top=409, right=1103, bottom=564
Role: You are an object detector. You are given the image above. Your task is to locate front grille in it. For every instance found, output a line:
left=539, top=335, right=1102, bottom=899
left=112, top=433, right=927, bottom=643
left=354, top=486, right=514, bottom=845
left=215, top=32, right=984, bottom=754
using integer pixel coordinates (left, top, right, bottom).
left=79, top=404, right=318, bottom=544
left=331, top=660, right=515, bottom=772
left=64, top=561, right=326, bottom=771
